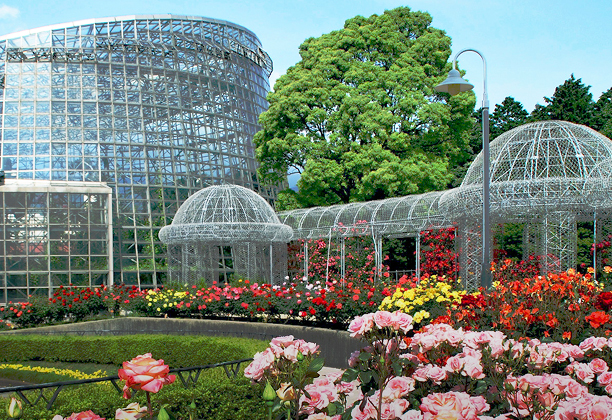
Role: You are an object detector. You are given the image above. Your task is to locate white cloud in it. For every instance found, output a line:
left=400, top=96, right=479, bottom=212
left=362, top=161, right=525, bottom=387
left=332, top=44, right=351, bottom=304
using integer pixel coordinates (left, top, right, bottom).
left=0, top=4, right=19, bottom=19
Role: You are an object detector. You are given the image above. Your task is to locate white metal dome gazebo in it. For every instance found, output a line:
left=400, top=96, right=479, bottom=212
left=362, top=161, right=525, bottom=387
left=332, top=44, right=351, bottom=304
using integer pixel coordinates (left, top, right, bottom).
left=159, top=184, right=293, bottom=284
left=278, top=121, right=612, bottom=290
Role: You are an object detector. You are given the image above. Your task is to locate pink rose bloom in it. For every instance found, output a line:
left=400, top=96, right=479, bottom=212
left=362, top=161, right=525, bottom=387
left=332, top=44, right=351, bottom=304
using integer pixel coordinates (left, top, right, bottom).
left=322, top=369, right=343, bottom=383
left=580, top=336, right=608, bottom=351
left=600, top=370, right=612, bottom=386
left=374, top=311, right=395, bottom=329
left=565, top=344, right=585, bottom=361
left=351, top=399, right=378, bottom=420
left=380, top=399, right=410, bottom=420
left=118, top=353, right=176, bottom=399
left=564, top=379, right=588, bottom=399
left=296, top=339, right=320, bottom=356
left=415, top=334, right=438, bottom=352
left=393, top=311, right=414, bottom=333
left=244, top=347, right=275, bottom=381
left=299, top=389, right=331, bottom=415
left=426, top=366, right=448, bottom=384
left=348, top=314, right=374, bottom=338
left=444, top=356, right=465, bottom=374
left=283, top=343, right=300, bottom=362
left=271, top=335, right=295, bottom=348
left=589, top=358, right=609, bottom=374
left=412, top=365, right=433, bottom=382
left=305, top=414, right=341, bottom=420
left=336, top=381, right=356, bottom=395
left=462, top=358, right=485, bottom=380
left=443, top=328, right=464, bottom=347
left=115, top=403, right=147, bottom=419
left=400, top=410, right=424, bottom=420
left=383, top=376, right=415, bottom=401
left=573, top=363, right=595, bottom=384
left=421, top=391, right=488, bottom=420
left=53, top=411, right=105, bottom=420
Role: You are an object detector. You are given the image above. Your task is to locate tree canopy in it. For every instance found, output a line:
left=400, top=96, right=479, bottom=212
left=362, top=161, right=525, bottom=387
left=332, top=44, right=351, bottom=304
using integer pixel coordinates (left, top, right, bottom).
left=530, top=74, right=595, bottom=126
left=254, top=7, right=475, bottom=210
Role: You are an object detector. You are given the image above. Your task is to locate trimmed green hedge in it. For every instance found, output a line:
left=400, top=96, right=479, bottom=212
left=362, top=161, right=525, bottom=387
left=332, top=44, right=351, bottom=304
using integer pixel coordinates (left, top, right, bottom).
left=5, top=370, right=266, bottom=420
left=0, top=334, right=268, bottom=367
left=0, top=335, right=268, bottom=419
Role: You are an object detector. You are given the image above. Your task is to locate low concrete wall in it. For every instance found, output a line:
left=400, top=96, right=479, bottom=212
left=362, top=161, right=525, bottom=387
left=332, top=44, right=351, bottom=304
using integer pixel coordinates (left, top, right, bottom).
left=1, top=317, right=362, bottom=368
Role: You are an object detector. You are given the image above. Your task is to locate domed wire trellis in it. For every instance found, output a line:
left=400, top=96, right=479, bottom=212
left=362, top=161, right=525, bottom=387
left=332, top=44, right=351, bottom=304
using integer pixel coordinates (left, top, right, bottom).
left=160, top=184, right=292, bottom=284
left=278, top=121, right=612, bottom=291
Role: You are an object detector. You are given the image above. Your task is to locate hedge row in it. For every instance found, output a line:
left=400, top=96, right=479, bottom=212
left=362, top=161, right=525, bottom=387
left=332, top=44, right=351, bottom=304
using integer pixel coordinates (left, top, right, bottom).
left=4, top=370, right=265, bottom=420
left=0, top=334, right=268, bottom=367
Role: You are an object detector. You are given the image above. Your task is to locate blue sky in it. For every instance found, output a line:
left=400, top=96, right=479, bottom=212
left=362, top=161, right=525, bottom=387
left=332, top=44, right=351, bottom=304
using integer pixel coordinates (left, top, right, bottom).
left=0, top=0, right=609, bottom=112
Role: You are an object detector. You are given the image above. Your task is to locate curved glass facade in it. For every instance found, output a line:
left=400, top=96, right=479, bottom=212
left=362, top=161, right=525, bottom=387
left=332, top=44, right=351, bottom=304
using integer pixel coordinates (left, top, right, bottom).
left=0, top=15, right=277, bottom=300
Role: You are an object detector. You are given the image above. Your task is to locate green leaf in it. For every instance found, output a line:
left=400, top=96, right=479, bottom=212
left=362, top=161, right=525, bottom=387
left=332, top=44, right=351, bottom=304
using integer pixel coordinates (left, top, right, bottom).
left=359, top=370, right=373, bottom=384
left=308, top=357, right=325, bottom=373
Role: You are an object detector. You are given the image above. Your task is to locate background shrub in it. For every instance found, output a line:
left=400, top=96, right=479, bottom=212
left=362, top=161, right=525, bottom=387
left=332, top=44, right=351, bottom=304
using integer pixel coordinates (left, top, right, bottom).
left=0, top=334, right=267, bottom=367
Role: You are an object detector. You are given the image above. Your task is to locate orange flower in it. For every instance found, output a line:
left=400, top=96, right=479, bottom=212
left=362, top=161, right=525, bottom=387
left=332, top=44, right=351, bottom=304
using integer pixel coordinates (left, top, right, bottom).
left=562, top=331, right=572, bottom=340
left=585, top=311, right=611, bottom=329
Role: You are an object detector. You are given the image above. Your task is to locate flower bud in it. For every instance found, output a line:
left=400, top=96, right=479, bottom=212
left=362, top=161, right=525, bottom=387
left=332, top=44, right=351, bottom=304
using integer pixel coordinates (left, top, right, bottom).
left=157, top=407, right=171, bottom=420
left=262, top=381, right=276, bottom=402
left=7, top=397, right=22, bottom=419
left=296, top=351, right=304, bottom=361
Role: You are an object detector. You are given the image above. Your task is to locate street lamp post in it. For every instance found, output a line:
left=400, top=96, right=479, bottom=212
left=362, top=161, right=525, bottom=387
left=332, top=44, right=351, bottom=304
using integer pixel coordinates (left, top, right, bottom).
left=435, top=49, right=491, bottom=289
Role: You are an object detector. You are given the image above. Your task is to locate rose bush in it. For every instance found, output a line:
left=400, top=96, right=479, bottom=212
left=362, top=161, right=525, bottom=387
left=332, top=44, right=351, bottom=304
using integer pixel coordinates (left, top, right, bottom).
left=249, top=311, right=612, bottom=420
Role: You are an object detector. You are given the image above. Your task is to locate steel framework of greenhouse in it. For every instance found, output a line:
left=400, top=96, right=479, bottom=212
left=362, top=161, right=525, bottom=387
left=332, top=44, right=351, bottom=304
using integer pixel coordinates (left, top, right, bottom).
left=278, top=121, right=612, bottom=291
left=0, top=15, right=279, bottom=302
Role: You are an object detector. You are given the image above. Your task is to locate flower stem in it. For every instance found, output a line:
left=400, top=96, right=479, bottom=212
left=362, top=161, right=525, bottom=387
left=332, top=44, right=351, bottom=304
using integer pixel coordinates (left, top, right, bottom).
left=146, top=391, right=153, bottom=419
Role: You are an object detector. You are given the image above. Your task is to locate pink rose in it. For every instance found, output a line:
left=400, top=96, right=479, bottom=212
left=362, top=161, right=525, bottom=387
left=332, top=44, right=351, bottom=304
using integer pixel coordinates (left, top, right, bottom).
left=296, top=339, right=320, bottom=356
left=420, top=391, right=488, bottom=420
left=380, top=399, right=410, bottom=419
left=399, top=410, right=424, bottom=420
left=283, top=344, right=300, bottom=362
left=53, top=411, right=105, bottom=420
left=564, top=380, right=588, bottom=399
left=244, top=347, right=275, bottom=381
left=393, top=311, right=414, bottom=333
left=118, top=353, right=176, bottom=399
left=426, top=366, right=448, bottom=384
left=573, top=363, right=595, bottom=384
left=115, top=403, right=147, bottom=419
left=383, top=376, right=415, bottom=401
left=462, top=358, right=485, bottom=380
left=348, top=314, right=374, bottom=338
left=589, top=358, right=609, bottom=374
left=444, top=356, right=465, bottom=374
left=374, top=311, right=395, bottom=329
left=601, top=371, right=612, bottom=386
left=299, top=389, right=331, bottom=415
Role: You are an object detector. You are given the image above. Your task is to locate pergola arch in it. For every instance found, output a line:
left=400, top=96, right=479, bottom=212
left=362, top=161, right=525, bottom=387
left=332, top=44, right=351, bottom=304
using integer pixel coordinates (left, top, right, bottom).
left=279, top=121, right=612, bottom=290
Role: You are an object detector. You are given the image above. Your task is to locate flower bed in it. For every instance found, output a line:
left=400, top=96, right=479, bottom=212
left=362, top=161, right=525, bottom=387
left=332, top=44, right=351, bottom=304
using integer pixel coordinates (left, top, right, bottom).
left=246, top=311, right=612, bottom=419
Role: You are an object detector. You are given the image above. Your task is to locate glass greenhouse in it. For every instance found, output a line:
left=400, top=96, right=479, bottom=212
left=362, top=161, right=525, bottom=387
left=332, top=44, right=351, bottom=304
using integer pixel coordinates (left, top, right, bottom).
left=0, top=15, right=277, bottom=302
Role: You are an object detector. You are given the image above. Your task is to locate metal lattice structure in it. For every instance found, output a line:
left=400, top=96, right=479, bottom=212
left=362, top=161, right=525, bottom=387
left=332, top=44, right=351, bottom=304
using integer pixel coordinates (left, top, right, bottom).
left=160, top=184, right=292, bottom=284
left=279, top=121, right=612, bottom=290
left=0, top=15, right=278, bottom=301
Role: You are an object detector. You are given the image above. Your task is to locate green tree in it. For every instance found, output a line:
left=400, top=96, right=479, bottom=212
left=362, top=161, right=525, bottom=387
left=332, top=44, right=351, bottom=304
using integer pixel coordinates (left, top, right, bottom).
left=255, top=7, right=475, bottom=209
left=530, top=74, right=595, bottom=125
left=490, top=96, right=528, bottom=139
left=593, top=87, right=612, bottom=138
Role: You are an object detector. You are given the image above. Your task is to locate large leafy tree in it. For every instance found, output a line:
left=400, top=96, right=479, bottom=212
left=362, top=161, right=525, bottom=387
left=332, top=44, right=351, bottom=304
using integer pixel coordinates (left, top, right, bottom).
left=255, top=7, right=475, bottom=209
left=530, top=74, right=595, bottom=125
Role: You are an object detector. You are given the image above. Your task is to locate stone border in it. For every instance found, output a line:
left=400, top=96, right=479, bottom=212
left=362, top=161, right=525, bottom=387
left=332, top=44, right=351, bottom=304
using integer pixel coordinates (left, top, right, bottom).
left=1, top=317, right=362, bottom=368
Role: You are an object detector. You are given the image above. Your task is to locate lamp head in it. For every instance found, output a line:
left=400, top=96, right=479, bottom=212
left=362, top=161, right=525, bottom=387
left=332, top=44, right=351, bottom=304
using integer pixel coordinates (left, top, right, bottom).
left=435, top=69, right=474, bottom=96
